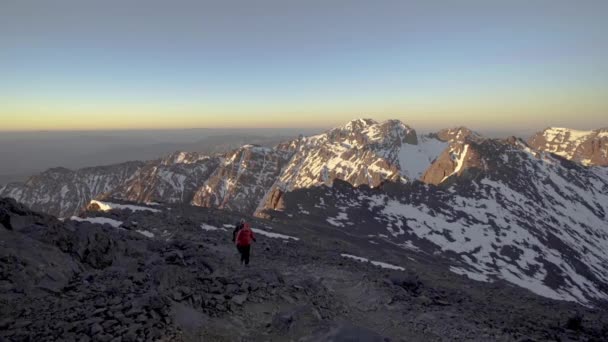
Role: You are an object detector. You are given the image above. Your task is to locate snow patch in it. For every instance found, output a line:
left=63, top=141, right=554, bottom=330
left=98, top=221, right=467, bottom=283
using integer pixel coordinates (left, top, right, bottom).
left=398, top=136, right=447, bottom=180
left=70, top=216, right=123, bottom=228
left=90, top=200, right=160, bottom=213
left=441, top=144, right=469, bottom=182
left=252, top=228, right=299, bottom=241
left=327, top=212, right=348, bottom=227
left=136, top=230, right=155, bottom=238
left=341, top=254, right=405, bottom=271
left=201, top=224, right=224, bottom=231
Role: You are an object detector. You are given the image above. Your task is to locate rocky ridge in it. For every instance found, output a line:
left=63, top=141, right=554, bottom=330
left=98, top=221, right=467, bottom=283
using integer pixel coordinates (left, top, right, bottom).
left=0, top=162, right=143, bottom=218
left=0, top=119, right=456, bottom=217
left=528, top=127, right=608, bottom=166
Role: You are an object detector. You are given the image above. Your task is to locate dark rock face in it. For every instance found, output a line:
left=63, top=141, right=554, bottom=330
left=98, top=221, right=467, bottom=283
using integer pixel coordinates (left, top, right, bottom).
left=528, top=127, right=608, bottom=166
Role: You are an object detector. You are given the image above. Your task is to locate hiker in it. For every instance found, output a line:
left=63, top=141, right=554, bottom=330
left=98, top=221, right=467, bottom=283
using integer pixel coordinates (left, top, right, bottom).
left=232, top=219, right=245, bottom=243
left=235, top=222, right=256, bottom=265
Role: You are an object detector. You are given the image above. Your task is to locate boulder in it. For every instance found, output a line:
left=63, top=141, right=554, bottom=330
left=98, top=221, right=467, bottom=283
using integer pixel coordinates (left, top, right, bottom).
left=231, top=294, right=247, bottom=306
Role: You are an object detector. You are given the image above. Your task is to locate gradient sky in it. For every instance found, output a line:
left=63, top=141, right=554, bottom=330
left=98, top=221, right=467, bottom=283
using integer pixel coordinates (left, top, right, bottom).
left=1, top=0, right=607, bottom=132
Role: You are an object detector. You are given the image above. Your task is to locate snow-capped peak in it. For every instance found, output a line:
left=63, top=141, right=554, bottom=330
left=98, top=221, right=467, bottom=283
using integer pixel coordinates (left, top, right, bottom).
left=431, top=127, right=482, bottom=144
left=542, top=127, right=594, bottom=142
left=528, top=127, right=608, bottom=166
left=338, top=118, right=378, bottom=132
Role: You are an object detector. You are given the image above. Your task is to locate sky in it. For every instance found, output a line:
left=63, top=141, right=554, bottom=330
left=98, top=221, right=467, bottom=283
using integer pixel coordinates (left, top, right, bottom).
left=1, top=0, right=607, bottom=132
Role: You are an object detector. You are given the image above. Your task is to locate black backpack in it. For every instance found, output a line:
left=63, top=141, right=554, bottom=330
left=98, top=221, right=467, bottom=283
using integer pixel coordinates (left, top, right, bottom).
left=232, top=222, right=244, bottom=242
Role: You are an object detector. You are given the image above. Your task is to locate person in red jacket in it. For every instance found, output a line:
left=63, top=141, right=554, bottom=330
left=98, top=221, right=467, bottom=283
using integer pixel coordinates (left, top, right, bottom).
left=235, top=222, right=256, bottom=265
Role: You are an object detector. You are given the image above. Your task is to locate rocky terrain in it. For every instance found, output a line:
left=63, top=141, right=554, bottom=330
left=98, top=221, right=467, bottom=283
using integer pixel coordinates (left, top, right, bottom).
left=528, top=127, right=608, bottom=166
left=261, top=136, right=608, bottom=307
left=2, top=197, right=608, bottom=341
left=2, top=118, right=608, bottom=322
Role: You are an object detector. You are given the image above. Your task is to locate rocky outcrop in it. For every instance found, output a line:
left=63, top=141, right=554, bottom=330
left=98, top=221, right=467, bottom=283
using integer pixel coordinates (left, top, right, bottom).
left=421, top=139, right=484, bottom=185
left=528, top=127, right=608, bottom=166
left=262, top=187, right=286, bottom=212
left=191, top=145, right=293, bottom=214
left=110, top=151, right=220, bottom=204
left=429, top=126, right=483, bottom=144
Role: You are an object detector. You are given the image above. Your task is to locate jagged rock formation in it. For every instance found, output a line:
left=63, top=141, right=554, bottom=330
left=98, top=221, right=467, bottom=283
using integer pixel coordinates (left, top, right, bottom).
left=428, top=126, right=483, bottom=144
left=261, top=138, right=608, bottom=306
left=270, top=119, right=442, bottom=188
left=2, top=197, right=607, bottom=341
left=0, top=119, right=450, bottom=217
left=1, top=120, right=607, bottom=222
left=191, top=145, right=293, bottom=214
left=256, top=119, right=448, bottom=215
left=110, top=151, right=220, bottom=204
left=528, top=127, right=608, bottom=166
left=0, top=162, right=143, bottom=217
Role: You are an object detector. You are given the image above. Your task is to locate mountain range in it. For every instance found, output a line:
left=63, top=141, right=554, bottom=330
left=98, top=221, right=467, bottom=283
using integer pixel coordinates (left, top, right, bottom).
left=1, top=118, right=607, bottom=307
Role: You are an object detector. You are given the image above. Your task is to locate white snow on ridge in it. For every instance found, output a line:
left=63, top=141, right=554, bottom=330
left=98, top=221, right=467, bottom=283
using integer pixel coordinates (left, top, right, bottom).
left=341, top=253, right=405, bottom=271
left=136, top=230, right=155, bottom=238
left=359, top=149, right=608, bottom=305
left=539, top=127, right=607, bottom=162
left=70, top=216, right=123, bottom=228
left=90, top=200, right=160, bottom=213
left=441, top=144, right=469, bottom=183
left=201, top=224, right=225, bottom=231
left=327, top=212, right=349, bottom=227
left=544, top=127, right=590, bottom=142
left=252, top=228, right=299, bottom=241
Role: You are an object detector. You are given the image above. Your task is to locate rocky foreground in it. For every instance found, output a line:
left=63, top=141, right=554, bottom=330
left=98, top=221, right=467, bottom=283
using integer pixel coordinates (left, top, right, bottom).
left=1, top=198, right=607, bottom=341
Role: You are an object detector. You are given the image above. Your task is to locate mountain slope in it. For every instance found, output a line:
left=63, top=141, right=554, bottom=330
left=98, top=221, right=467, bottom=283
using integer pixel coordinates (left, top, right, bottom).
left=272, top=119, right=447, bottom=190
left=191, top=145, right=293, bottom=214
left=261, top=138, right=608, bottom=305
left=109, top=151, right=220, bottom=204
left=528, top=127, right=608, bottom=166
left=3, top=197, right=607, bottom=340
left=0, top=161, right=143, bottom=217
left=255, top=119, right=450, bottom=216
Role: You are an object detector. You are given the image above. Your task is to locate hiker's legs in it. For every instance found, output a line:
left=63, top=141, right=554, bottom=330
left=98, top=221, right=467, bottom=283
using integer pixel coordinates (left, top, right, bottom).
left=237, top=245, right=245, bottom=264
left=243, top=245, right=251, bottom=265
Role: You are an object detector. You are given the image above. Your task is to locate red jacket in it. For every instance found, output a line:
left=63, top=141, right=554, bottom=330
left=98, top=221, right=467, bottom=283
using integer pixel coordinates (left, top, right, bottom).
left=236, top=225, right=255, bottom=246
